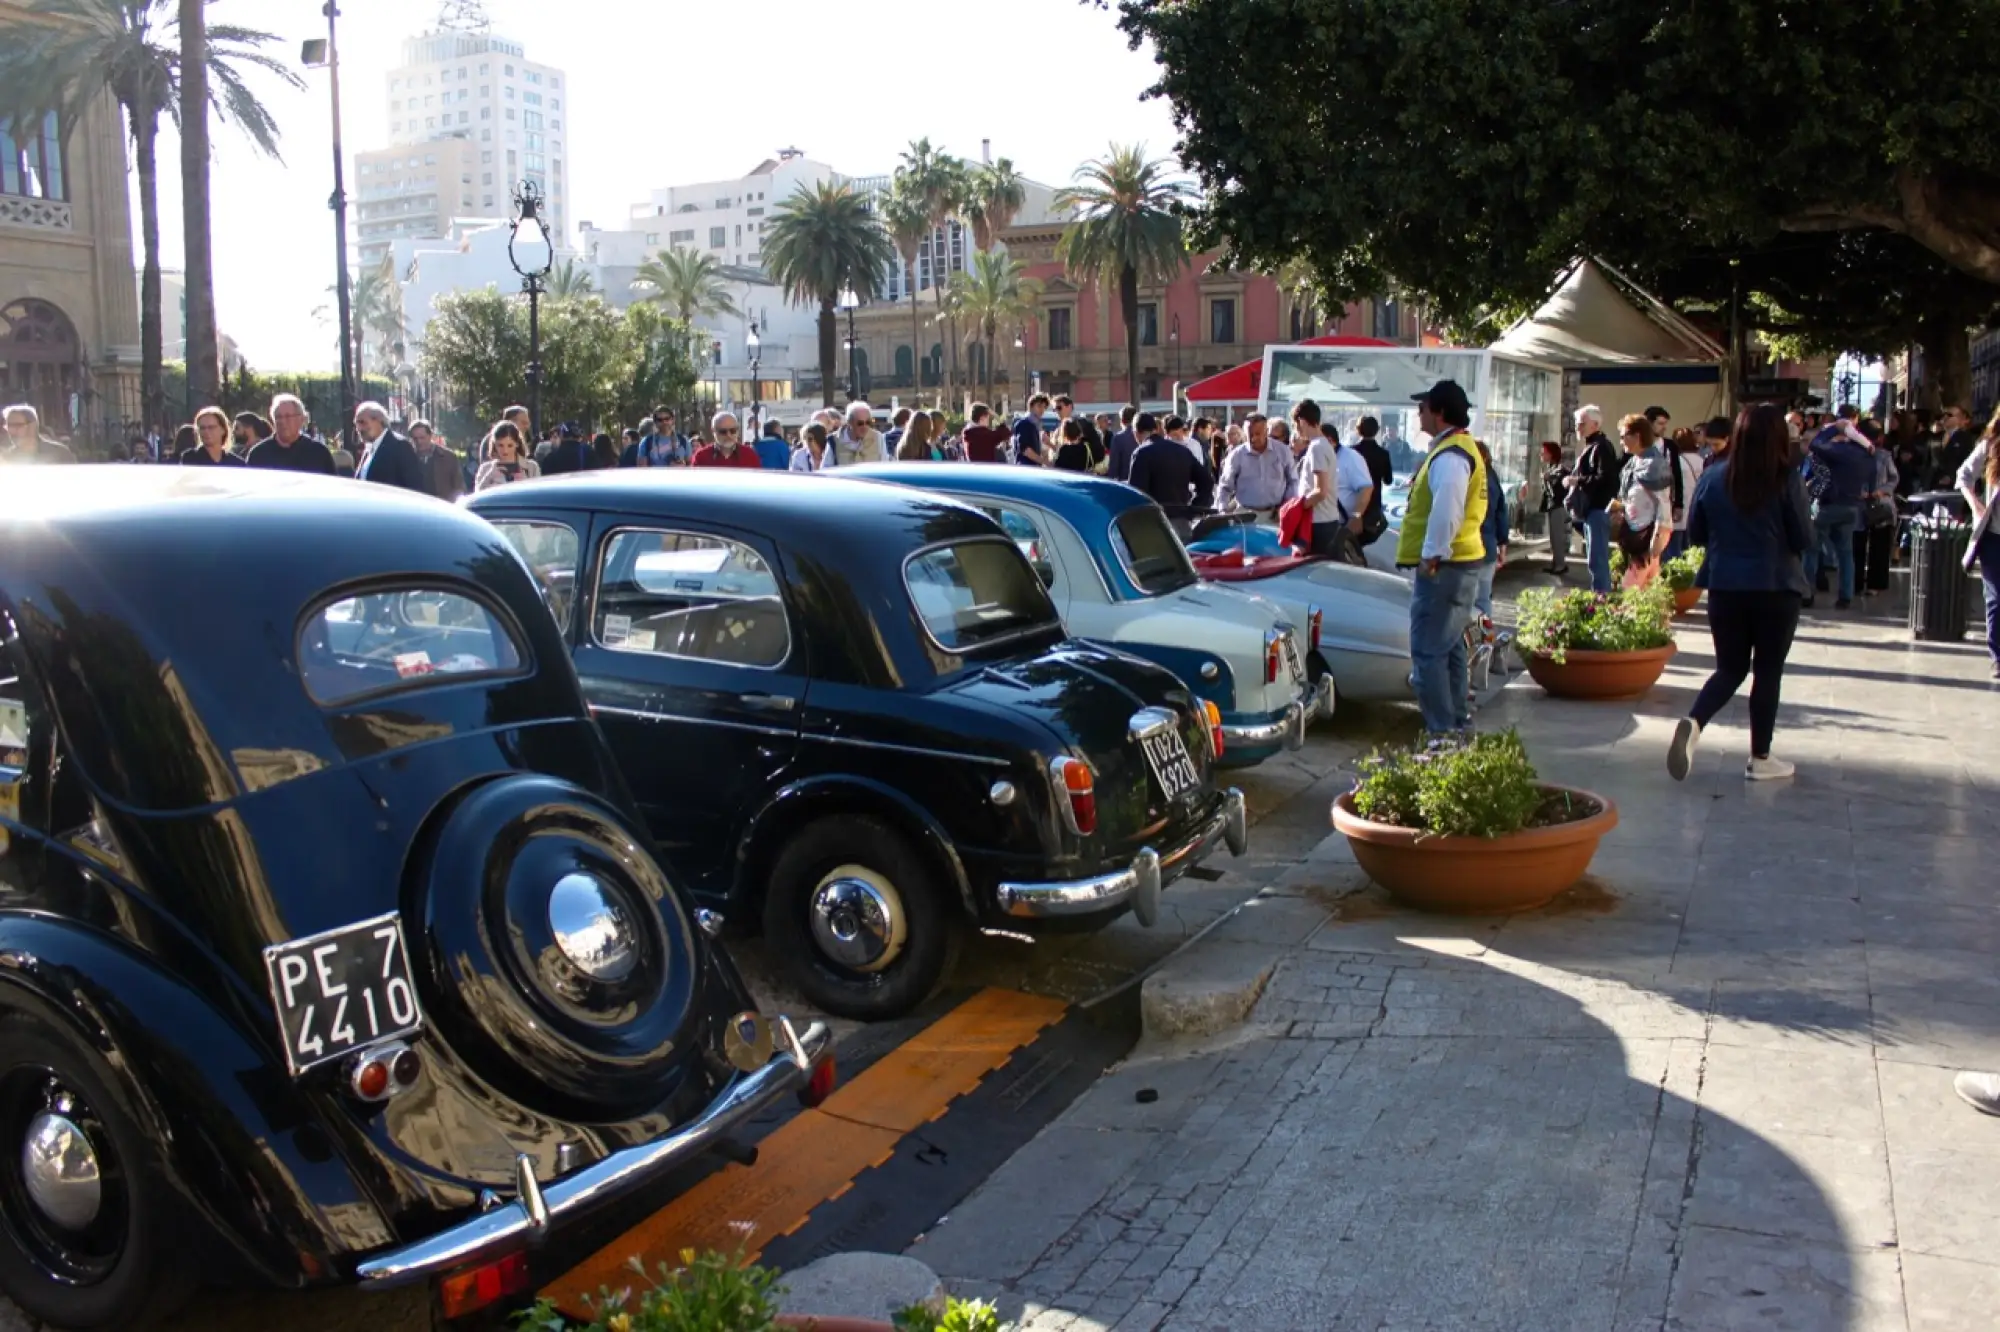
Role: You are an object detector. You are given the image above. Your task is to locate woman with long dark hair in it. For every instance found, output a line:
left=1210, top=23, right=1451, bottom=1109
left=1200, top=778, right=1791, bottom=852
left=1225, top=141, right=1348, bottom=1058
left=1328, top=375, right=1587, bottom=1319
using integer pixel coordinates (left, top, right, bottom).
left=1957, top=404, right=2000, bottom=679
left=1668, top=404, right=1814, bottom=782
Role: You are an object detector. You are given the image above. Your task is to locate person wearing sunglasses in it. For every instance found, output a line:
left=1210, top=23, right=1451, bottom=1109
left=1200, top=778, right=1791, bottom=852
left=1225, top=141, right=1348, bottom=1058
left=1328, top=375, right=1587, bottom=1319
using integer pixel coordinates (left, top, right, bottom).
left=690, top=411, right=763, bottom=468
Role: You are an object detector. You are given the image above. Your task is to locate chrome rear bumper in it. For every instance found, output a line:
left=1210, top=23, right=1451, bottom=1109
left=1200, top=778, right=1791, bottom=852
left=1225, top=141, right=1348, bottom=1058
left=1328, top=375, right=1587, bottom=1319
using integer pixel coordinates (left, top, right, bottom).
left=352, top=1018, right=831, bottom=1288
left=995, top=787, right=1248, bottom=925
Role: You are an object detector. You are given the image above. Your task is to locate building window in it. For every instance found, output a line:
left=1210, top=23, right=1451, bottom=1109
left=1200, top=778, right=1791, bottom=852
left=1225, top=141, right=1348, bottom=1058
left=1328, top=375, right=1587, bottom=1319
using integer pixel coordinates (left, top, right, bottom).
left=550, top=118, right=561, bottom=131
left=1140, top=375, right=1160, bottom=399
left=709, top=226, right=726, bottom=248
left=504, top=87, right=514, bottom=100
left=524, top=91, right=541, bottom=105
left=480, top=84, right=490, bottom=96
left=504, top=108, right=514, bottom=120
left=1048, top=307, right=1072, bottom=351
left=458, top=65, right=467, bottom=77
left=480, top=107, right=490, bottom=120
left=669, top=228, right=694, bottom=243
left=526, top=132, right=543, bottom=150
left=481, top=129, right=491, bottom=141
left=458, top=88, right=468, bottom=101
left=1137, top=303, right=1159, bottom=347
left=1210, top=298, right=1236, bottom=344
left=1, top=112, right=68, bottom=202
left=524, top=111, right=542, bottom=130
left=1372, top=298, right=1400, bottom=340
left=527, top=71, right=542, bottom=84
left=457, top=111, right=468, bottom=124
left=480, top=150, right=491, bottom=164
left=746, top=206, right=763, bottom=217
left=479, top=62, right=488, bottom=74
left=551, top=98, right=561, bottom=110
left=481, top=172, right=492, bottom=185
left=504, top=64, right=514, bottom=75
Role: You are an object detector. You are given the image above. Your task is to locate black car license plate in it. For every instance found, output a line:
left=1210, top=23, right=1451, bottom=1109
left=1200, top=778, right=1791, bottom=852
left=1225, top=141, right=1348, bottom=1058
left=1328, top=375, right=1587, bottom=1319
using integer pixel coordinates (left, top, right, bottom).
left=263, top=912, right=422, bottom=1075
left=1141, top=729, right=1202, bottom=804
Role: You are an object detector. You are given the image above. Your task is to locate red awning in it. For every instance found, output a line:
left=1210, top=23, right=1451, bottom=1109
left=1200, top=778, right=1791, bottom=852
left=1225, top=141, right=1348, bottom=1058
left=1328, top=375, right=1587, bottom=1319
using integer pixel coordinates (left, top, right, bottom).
left=1184, top=335, right=1399, bottom=405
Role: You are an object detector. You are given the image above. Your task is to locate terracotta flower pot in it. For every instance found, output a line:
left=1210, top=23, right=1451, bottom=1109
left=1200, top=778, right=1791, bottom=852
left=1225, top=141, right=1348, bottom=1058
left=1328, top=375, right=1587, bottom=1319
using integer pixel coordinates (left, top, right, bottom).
left=1523, top=643, right=1677, bottom=699
left=1331, top=786, right=1619, bottom=913
left=1671, top=586, right=1702, bottom=616
left=776, top=1317, right=896, bottom=1331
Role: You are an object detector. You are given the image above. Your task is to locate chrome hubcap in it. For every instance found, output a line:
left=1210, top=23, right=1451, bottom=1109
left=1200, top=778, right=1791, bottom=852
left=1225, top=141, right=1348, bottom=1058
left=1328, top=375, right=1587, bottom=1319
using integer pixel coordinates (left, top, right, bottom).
left=548, top=871, right=638, bottom=982
left=21, top=1111, right=100, bottom=1232
left=808, top=867, right=906, bottom=973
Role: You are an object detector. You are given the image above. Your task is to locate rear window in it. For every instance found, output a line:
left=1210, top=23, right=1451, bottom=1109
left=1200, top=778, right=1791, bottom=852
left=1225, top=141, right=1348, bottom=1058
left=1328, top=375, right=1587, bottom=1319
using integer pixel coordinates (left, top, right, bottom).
left=1110, top=506, right=1199, bottom=595
left=298, top=586, right=525, bottom=705
left=904, top=538, right=1060, bottom=653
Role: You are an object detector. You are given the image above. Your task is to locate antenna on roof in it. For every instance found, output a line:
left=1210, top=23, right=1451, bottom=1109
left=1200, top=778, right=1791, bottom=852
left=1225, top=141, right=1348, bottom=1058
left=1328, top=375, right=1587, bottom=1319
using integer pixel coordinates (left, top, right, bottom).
left=436, top=0, right=491, bottom=32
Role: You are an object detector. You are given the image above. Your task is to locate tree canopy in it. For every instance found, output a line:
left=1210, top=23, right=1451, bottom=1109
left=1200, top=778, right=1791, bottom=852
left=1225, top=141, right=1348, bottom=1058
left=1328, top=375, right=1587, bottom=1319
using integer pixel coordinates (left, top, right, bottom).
left=1116, top=0, right=2000, bottom=344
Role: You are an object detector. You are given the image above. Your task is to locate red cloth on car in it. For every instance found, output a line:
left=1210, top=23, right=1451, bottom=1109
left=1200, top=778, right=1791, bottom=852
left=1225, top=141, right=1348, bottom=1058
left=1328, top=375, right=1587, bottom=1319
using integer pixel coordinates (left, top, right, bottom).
left=1277, top=496, right=1314, bottom=553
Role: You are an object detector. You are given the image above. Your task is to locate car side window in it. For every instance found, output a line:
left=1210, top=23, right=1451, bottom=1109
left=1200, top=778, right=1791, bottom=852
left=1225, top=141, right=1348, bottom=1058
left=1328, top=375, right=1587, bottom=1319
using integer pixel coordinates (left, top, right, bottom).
left=493, top=519, right=582, bottom=634
left=593, top=528, right=790, bottom=668
left=980, top=505, right=1059, bottom=592
left=1, top=637, right=27, bottom=858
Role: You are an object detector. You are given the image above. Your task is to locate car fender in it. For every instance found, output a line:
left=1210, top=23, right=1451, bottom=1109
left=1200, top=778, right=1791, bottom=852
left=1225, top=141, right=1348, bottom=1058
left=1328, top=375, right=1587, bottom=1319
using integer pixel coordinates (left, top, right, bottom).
left=1073, top=638, right=1236, bottom=713
left=734, top=775, right=980, bottom=919
left=0, top=915, right=393, bottom=1290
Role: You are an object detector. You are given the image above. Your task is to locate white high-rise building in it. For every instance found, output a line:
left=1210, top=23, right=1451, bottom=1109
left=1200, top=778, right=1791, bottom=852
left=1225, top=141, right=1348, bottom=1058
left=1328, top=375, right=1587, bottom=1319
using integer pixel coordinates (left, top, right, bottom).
left=357, top=13, right=569, bottom=268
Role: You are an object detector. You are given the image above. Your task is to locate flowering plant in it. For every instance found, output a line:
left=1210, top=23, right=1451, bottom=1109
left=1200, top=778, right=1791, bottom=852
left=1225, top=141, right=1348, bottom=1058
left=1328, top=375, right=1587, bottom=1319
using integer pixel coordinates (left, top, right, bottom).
left=1351, top=729, right=1544, bottom=838
left=1512, top=583, right=1675, bottom=664
left=1660, top=545, right=1705, bottom=591
left=515, top=1250, right=781, bottom=1332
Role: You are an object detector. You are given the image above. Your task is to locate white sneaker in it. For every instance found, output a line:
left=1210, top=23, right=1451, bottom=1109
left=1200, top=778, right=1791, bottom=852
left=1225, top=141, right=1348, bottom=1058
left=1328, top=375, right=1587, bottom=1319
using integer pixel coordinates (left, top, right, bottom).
left=1746, top=756, right=1796, bottom=781
left=1668, top=717, right=1701, bottom=782
left=1957, top=1072, right=2000, bottom=1116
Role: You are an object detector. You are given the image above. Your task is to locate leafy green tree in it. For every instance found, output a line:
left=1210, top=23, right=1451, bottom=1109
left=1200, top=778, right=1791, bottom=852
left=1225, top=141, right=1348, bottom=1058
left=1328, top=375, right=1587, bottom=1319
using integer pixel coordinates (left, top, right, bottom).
left=417, top=288, right=528, bottom=428
left=613, top=301, right=701, bottom=427
left=882, top=182, right=934, bottom=395
left=963, top=158, right=1028, bottom=253
left=1056, top=144, right=1190, bottom=408
left=630, top=247, right=740, bottom=324
left=0, top=0, right=299, bottom=429
left=1116, top=0, right=2000, bottom=364
left=952, top=251, right=1042, bottom=407
left=762, top=179, right=893, bottom=405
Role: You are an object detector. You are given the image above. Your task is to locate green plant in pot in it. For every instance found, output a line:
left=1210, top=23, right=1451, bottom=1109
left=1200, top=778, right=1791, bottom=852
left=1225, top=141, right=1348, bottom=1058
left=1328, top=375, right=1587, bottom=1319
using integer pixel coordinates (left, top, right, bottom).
left=1513, top=582, right=1678, bottom=698
left=1331, top=729, right=1618, bottom=912
left=1661, top=546, right=1704, bottom=592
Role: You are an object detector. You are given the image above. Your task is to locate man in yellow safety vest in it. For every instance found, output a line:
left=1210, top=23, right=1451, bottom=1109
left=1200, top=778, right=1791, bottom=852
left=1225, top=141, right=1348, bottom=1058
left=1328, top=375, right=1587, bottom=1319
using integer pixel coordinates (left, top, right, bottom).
left=1395, top=380, right=1489, bottom=735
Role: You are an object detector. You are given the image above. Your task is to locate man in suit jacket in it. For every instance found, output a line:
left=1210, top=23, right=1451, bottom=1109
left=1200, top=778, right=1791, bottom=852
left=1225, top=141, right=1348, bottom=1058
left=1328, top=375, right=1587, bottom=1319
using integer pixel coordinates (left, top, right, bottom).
left=1107, top=404, right=1141, bottom=482
left=408, top=419, right=465, bottom=500
left=353, top=402, right=429, bottom=494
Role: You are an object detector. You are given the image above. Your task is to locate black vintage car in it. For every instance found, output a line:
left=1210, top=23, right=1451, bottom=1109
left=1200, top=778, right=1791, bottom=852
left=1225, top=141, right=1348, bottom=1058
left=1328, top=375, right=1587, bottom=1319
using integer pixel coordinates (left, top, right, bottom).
left=0, top=469, right=830, bottom=1329
left=467, top=471, right=1248, bottom=1021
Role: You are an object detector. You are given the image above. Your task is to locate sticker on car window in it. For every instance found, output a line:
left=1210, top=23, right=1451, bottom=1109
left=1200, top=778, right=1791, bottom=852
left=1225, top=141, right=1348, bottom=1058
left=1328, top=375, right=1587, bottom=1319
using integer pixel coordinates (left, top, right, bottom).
left=435, top=653, right=493, bottom=674
left=394, top=651, right=433, bottom=678
left=625, top=629, right=656, bottom=651
left=604, top=613, right=632, bottom=646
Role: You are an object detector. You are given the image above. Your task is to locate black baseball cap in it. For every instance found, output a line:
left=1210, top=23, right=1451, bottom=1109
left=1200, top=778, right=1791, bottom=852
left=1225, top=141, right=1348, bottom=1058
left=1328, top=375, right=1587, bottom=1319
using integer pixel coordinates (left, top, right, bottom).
left=1412, top=379, right=1470, bottom=418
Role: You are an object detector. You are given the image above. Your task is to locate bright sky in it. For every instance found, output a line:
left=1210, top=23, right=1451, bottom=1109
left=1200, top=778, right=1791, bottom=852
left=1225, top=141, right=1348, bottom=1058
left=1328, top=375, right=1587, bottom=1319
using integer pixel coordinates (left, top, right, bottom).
left=146, top=0, right=1182, bottom=372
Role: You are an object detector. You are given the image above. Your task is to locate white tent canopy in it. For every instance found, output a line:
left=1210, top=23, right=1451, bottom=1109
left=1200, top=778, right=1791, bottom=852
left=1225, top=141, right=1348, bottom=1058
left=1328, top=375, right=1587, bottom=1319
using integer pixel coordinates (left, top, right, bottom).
left=1492, top=258, right=1725, bottom=367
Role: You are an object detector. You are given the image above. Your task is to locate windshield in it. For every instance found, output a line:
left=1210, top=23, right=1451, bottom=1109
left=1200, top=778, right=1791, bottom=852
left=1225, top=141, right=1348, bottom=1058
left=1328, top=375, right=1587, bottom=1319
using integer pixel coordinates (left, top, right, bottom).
left=298, top=586, right=526, bottom=705
left=1109, top=506, right=1199, bottom=596
left=904, top=537, right=1061, bottom=653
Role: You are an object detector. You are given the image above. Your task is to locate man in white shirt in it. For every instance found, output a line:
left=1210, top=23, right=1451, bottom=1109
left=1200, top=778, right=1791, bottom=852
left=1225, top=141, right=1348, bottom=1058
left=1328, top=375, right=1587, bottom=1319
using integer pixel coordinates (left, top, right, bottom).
left=1165, top=415, right=1204, bottom=466
left=1215, top=414, right=1295, bottom=518
left=1290, top=399, right=1373, bottom=559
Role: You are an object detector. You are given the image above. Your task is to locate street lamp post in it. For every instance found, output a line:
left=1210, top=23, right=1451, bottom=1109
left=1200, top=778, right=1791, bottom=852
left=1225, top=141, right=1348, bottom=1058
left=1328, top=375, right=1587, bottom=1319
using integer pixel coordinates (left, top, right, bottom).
left=747, top=321, right=761, bottom=439
left=1014, top=333, right=1026, bottom=412
left=838, top=288, right=860, bottom=403
left=301, top=4, right=355, bottom=445
left=507, top=180, right=555, bottom=443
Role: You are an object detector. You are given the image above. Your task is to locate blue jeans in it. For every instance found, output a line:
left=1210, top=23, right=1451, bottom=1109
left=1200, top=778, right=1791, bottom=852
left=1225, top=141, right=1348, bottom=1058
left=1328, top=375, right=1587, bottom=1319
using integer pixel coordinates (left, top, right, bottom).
left=1584, top=508, right=1613, bottom=592
left=1806, top=503, right=1859, bottom=601
left=1978, top=531, right=2000, bottom=668
left=1410, top=561, right=1481, bottom=734
left=1475, top=557, right=1498, bottom=618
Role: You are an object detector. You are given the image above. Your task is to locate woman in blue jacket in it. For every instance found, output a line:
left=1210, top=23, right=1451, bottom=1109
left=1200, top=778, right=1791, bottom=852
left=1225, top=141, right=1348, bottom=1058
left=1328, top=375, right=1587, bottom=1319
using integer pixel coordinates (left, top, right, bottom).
left=1668, top=404, right=1813, bottom=783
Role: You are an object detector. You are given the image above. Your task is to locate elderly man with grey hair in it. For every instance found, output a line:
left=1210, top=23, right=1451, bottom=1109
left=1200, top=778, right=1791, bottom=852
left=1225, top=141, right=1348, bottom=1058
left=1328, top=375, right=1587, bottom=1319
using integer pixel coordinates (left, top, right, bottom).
left=1, top=403, right=76, bottom=464
left=352, top=400, right=428, bottom=492
left=247, top=393, right=336, bottom=474
left=1563, top=403, right=1621, bottom=592
left=822, top=401, right=886, bottom=469
left=689, top=410, right=759, bottom=468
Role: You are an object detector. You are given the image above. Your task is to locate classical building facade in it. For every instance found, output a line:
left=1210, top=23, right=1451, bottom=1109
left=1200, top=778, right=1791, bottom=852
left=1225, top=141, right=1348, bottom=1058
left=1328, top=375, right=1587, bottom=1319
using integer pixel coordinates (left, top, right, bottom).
left=0, top=0, right=142, bottom=448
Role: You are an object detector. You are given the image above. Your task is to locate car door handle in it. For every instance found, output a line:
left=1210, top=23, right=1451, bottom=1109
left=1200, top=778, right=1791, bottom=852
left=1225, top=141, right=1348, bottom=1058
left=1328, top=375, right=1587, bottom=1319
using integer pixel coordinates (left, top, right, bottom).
left=741, top=693, right=795, bottom=713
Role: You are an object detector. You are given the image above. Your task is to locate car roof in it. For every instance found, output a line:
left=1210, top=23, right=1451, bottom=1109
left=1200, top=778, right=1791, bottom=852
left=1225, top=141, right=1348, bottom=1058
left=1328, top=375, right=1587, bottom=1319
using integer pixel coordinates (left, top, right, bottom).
left=838, top=463, right=1154, bottom=531
left=0, top=464, right=454, bottom=541
left=466, top=467, right=1000, bottom=545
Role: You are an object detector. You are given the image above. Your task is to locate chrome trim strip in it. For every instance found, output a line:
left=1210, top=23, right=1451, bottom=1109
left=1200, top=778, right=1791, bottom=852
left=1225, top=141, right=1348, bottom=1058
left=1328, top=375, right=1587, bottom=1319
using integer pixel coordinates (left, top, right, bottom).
left=996, top=789, right=1247, bottom=919
left=587, top=703, right=795, bottom=742
left=1221, top=701, right=1304, bottom=747
left=353, top=1021, right=831, bottom=1287
left=803, top=731, right=1011, bottom=768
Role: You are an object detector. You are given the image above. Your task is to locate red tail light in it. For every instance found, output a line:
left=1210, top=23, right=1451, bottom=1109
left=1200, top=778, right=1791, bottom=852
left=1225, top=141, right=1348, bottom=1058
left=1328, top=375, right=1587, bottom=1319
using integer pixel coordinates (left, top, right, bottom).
left=1264, top=630, right=1284, bottom=684
left=438, top=1250, right=531, bottom=1319
left=1308, top=605, right=1324, bottom=651
left=1203, top=700, right=1224, bottom=759
left=801, top=1054, right=837, bottom=1108
left=1051, top=756, right=1097, bottom=835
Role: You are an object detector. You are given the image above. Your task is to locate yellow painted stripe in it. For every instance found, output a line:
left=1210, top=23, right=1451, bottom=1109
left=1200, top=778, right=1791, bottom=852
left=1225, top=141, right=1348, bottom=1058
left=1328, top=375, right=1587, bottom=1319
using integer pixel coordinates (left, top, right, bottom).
left=543, top=988, right=1067, bottom=1314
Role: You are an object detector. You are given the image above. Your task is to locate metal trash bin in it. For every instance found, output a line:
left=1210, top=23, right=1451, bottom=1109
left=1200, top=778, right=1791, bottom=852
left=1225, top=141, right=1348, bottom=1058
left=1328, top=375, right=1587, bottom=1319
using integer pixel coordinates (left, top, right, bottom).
left=1909, top=516, right=1973, bottom=641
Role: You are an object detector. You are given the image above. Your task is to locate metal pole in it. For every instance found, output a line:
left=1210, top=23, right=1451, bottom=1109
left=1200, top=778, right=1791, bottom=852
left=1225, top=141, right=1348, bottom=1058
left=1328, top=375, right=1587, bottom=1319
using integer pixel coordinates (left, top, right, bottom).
left=845, top=306, right=858, bottom=402
left=525, top=277, right=542, bottom=442
left=325, top=2, right=355, bottom=443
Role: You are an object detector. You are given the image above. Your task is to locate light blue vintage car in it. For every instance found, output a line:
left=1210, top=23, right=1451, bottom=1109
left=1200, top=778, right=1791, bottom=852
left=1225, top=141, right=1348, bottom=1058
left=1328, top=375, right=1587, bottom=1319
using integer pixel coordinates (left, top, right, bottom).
left=843, top=466, right=1330, bottom=767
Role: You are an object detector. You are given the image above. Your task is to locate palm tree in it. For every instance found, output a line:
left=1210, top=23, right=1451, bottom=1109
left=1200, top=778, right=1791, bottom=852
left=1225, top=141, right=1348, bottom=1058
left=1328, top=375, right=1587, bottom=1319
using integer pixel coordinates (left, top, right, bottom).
left=882, top=182, right=932, bottom=397
left=952, top=250, right=1041, bottom=408
left=762, top=180, right=892, bottom=406
left=897, top=138, right=967, bottom=299
left=1056, top=144, right=1192, bottom=410
left=630, top=247, right=740, bottom=323
left=547, top=258, right=596, bottom=299
left=931, top=281, right=964, bottom=406
left=963, top=158, right=1028, bottom=253
left=349, top=255, right=404, bottom=385
left=0, top=0, right=298, bottom=431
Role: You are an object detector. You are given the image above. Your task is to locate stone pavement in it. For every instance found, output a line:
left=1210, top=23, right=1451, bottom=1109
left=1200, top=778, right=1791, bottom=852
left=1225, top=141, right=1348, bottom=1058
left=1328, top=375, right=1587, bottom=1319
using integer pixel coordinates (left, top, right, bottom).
left=909, top=594, right=2000, bottom=1331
